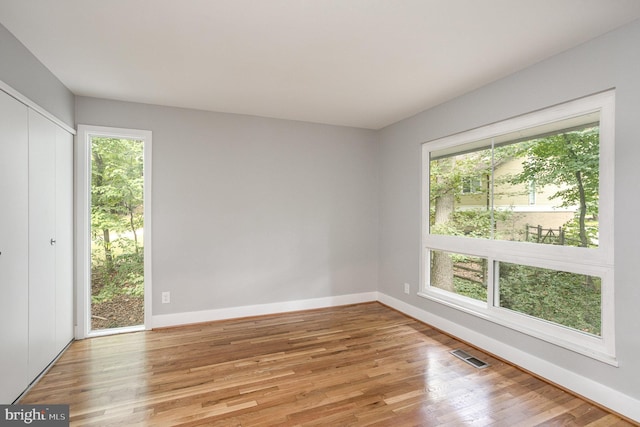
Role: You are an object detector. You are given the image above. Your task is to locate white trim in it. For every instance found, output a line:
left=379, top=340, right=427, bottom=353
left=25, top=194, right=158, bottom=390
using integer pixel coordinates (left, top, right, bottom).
left=0, top=79, right=75, bottom=135
left=151, top=292, right=378, bottom=328
left=75, top=128, right=90, bottom=339
left=377, top=292, right=640, bottom=424
left=427, top=92, right=609, bottom=158
left=85, top=324, right=145, bottom=338
left=142, top=131, right=153, bottom=331
left=75, top=125, right=152, bottom=339
left=416, top=288, right=617, bottom=366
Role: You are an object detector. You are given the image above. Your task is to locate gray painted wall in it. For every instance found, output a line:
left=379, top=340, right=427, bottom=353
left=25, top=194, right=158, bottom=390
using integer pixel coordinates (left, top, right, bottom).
left=0, top=23, right=74, bottom=127
left=377, top=20, right=640, bottom=400
left=75, top=97, right=379, bottom=315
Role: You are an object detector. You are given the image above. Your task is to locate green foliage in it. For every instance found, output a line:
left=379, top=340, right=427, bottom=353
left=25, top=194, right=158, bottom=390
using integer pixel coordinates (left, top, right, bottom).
left=92, top=137, right=144, bottom=237
left=562, top=217, right=599, bottom=248
left=430, top=207, right=520, bottom=241
left=90, top=137, right=144, bottom=306
left=512, top=128, right=599, bottom=211
left=453, top=277, right=487, bottom=301
left=429, top=146, right=493, bottom=205
left=498, top=263, right=601, bottom=335
left=92, top=238, right=144, bottom=303
left=511, top=127, right=599, bottom=247
left=451, top=209, right=492, bottom=238
left=429, top=143, right=528, bottom=237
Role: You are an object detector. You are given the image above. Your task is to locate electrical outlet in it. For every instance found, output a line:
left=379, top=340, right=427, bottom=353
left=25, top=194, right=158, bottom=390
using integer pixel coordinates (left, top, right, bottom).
left=162, top=291, right=171, bottom=304
left=404, top=283, right=410, bottom=294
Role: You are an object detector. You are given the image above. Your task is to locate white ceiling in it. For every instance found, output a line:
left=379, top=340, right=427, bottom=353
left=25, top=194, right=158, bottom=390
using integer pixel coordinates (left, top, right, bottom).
left=1, top=1, right=640, bottom=129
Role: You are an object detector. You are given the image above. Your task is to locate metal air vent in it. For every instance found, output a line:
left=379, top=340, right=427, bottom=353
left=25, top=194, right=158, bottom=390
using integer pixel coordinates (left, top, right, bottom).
left=450, top=349, right=489, bottom=369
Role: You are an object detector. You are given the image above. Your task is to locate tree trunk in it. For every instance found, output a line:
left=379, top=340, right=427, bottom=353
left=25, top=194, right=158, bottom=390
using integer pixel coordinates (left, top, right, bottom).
left=574, top=170, right=588, bottom=247
left=431, top=158, right=455, bottom=292
left=129, top=207, right=139, bottom=254
left=575, top=170, right=597, bottom=290
left=432, top=250, right=454, bottom=292
left=103, top=228, right=113, bottom=272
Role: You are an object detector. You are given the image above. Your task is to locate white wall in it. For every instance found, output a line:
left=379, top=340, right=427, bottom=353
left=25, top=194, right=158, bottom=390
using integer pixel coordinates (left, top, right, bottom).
left=75, top=97, right=379, bottom=317
left=377, top=18, right=640, bottom=410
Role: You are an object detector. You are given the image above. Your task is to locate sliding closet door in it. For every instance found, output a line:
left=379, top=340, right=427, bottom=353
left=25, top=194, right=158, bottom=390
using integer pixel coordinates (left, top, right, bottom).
left=0, top=91, right=29, bottom=403
left=28, top=109, right=58, bottom=379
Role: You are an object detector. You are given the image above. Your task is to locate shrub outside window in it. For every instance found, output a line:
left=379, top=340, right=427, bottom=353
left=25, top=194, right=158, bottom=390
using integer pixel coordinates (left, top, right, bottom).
left=421, top=91, right=615, bottom=364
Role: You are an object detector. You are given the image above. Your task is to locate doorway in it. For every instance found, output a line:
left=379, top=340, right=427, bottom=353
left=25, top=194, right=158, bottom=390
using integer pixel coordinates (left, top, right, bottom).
left=76, top=126, right=152, bottom=338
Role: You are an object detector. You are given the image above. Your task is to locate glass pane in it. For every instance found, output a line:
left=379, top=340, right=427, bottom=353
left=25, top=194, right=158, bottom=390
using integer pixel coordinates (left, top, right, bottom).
left=495, top=126, right=600, bottom=247
left=90, top=137, right=145, bottom=331
left=430, top=250, right=487, bottom=302
left=498, top=262, right=601, bottom=336
left=429, top=113, right=600, bottom=248
left=429, top=146, right=493, bottom=239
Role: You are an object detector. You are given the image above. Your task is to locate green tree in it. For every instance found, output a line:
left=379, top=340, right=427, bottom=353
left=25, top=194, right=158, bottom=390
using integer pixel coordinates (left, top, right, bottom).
left=91, top=137, right=143, bottom=275
left=430, top=144, right=526, bottom=237
left=510, top=127, right=599, bottom=247
left=429, top=145, right=522, bottom=291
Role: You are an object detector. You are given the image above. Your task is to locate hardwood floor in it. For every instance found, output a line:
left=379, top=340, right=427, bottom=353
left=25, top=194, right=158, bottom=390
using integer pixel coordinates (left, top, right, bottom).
left=21, top=303, right=634, bottom=426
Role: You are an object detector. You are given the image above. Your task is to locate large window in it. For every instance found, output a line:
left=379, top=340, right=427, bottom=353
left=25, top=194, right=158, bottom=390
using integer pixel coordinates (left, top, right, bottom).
left=421, top=91, right=615, bottom=364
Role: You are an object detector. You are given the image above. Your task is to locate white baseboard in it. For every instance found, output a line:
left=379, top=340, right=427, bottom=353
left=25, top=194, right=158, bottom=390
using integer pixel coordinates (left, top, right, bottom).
left=151, top=292, right=378, bottom=329
left=377, top=292, right=640, bottom=424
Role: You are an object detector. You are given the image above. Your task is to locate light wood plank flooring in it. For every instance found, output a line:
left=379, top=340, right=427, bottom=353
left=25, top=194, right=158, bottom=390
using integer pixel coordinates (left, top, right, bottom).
left=21, top=303, right=635, bottom=426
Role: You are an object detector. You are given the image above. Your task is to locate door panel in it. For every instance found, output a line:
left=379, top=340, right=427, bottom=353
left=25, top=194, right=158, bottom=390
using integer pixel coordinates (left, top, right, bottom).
left=0, top=91, right=29, bottom=403
left=28, top=110, right=57, bottom=379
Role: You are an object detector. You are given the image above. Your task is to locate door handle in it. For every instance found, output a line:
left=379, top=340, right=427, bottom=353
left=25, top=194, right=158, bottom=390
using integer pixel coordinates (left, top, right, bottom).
left=50, top=238, right=56, bottom=246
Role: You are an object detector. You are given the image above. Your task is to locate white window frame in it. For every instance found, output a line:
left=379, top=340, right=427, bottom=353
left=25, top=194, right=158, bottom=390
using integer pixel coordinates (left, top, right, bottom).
left=420, top=91, right=616, bottom=365
left=461, top=176, right=483, bottom=194
left=75, top=125, right=153, bottom=339
left=528, top=180, right=536, bottom=205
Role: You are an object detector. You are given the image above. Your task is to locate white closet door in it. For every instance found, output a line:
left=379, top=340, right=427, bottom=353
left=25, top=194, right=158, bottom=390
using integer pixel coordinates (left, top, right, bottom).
left=55, top=126, right=74, bottom=349
left=28, top=109, right=57, bottom=379
left=0, top=91, right=30, bottom=403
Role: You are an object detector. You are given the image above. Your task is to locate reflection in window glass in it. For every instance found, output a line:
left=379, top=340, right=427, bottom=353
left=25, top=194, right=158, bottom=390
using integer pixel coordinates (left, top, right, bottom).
left=498, top=262, right=601, bottom=336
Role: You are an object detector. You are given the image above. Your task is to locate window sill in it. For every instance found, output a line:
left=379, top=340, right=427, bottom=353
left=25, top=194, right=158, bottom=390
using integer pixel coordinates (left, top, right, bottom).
left=417, top=291, right=618, bottom=367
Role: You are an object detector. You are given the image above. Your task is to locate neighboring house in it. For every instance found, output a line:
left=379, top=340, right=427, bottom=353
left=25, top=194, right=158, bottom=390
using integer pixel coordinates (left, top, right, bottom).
left=457, top=156, right=577, bottom=242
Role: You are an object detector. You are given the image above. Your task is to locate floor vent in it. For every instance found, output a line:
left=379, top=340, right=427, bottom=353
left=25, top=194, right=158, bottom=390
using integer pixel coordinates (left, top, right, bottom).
left=451, top=349, right=490, bottom=369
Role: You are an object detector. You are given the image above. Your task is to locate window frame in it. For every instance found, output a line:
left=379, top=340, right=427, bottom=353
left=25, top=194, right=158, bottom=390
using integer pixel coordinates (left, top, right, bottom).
left=461, top=176, right=483, bottom=194
left=420, top=90, right=616, bottom=365
left=75, top=125, right=153, bottom=339
left=528, top=180, right=536, bottom=205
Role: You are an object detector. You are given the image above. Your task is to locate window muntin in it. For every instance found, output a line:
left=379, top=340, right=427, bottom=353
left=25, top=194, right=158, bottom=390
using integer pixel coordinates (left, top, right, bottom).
left=421, top=91, right=615, bottom=364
